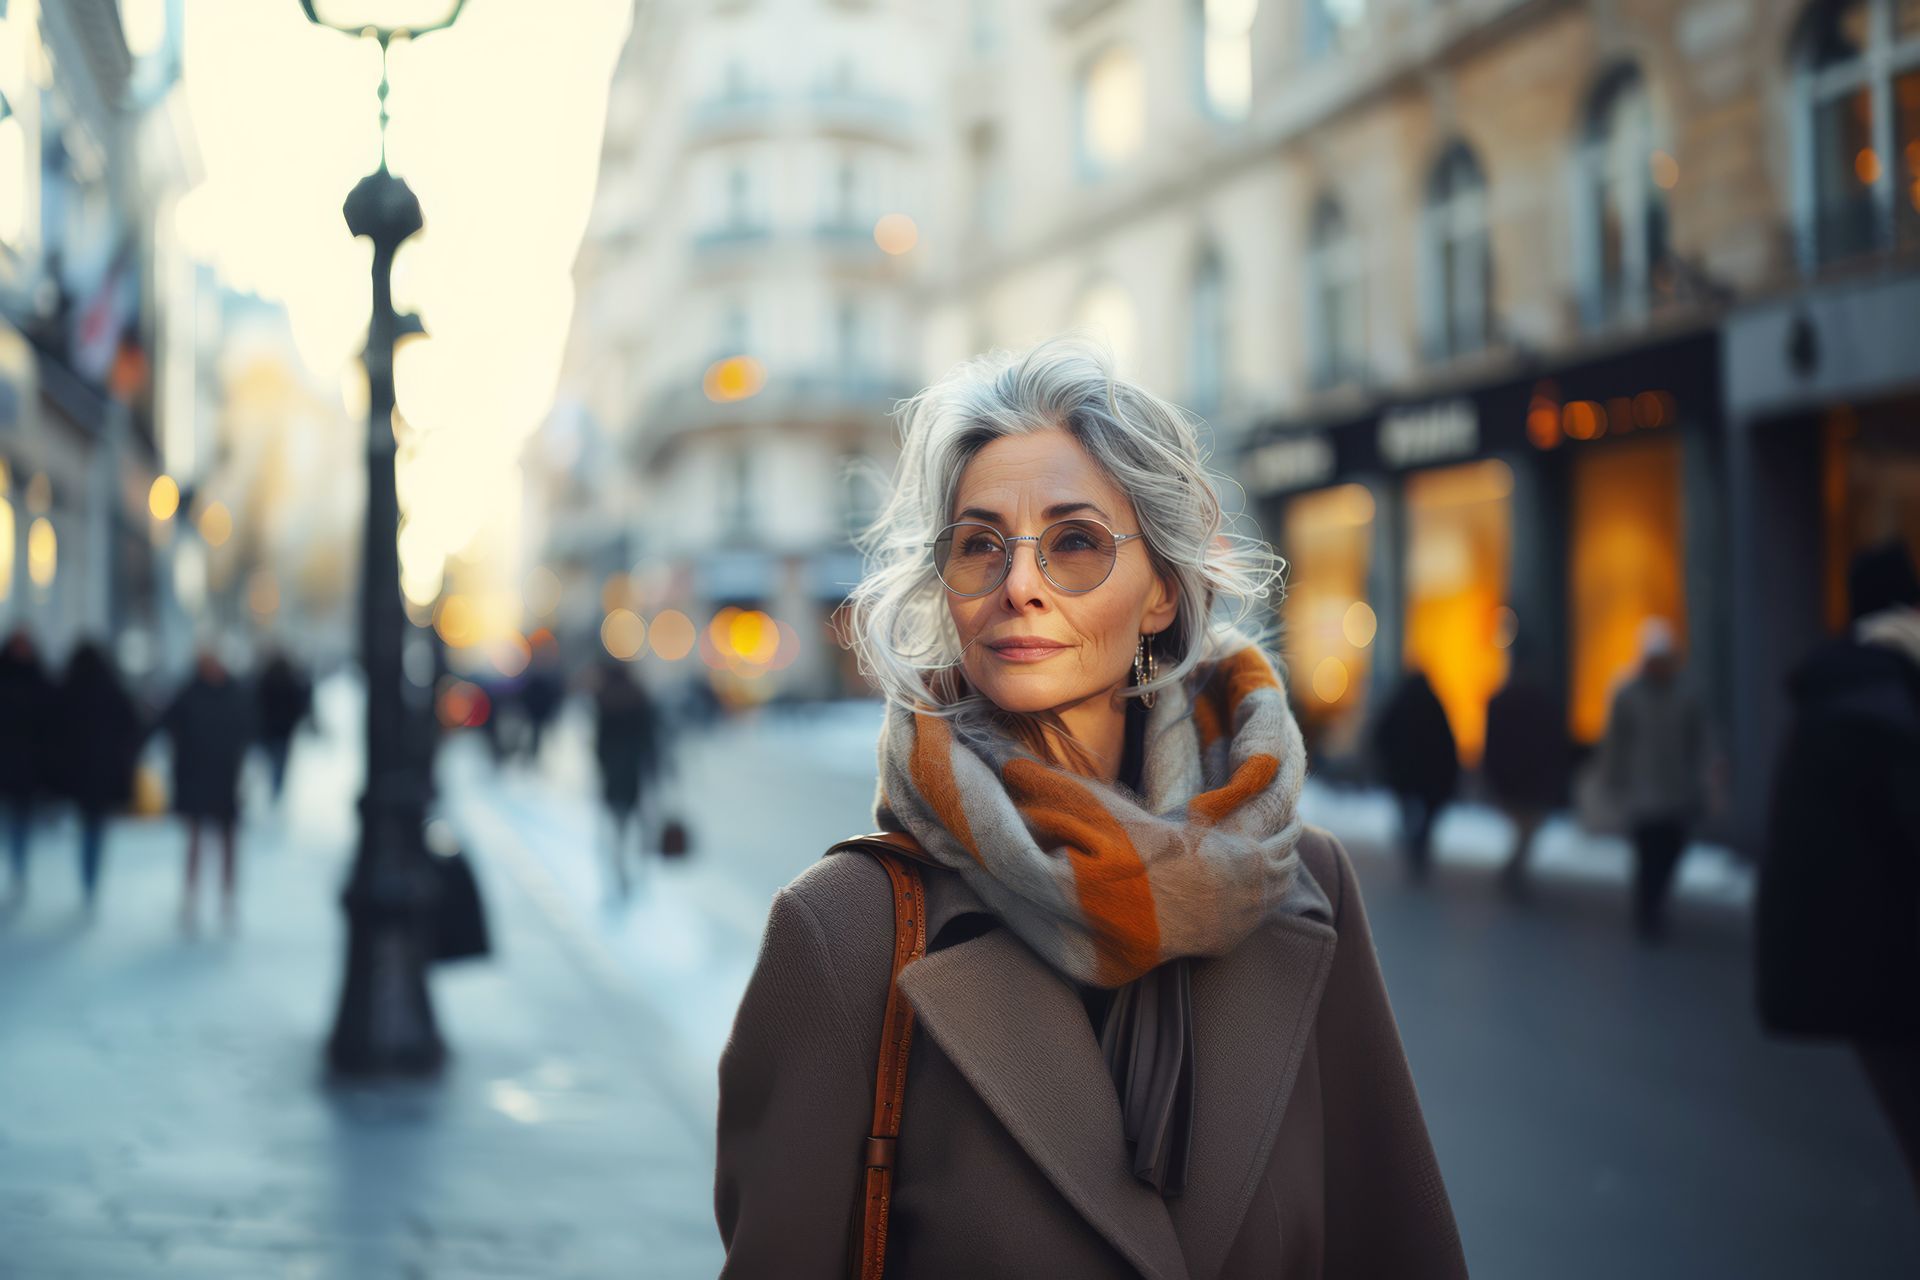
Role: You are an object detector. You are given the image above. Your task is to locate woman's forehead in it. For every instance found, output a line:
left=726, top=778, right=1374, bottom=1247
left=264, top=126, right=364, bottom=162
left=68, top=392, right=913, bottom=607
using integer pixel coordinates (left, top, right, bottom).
left=955, top=430, right=1125, bottom=509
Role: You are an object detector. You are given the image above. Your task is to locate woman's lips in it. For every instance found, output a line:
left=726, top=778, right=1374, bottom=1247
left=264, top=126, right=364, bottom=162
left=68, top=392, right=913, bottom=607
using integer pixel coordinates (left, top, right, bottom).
left=988, top=642, right=1066, bottom=663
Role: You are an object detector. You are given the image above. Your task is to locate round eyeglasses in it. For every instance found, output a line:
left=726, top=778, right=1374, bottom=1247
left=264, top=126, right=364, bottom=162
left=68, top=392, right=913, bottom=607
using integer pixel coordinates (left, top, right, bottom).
left=925, top=518, right=1145, bottom=597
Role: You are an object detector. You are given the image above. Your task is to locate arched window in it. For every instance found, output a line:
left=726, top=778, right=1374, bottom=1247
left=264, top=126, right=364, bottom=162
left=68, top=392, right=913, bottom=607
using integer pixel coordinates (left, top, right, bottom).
left=1077, top=45, right=1146, bottom=179
left=1308, top=195, right=1366, bottom=389
left=1422, top=142, right=1492, bottom=359
left=1196, top=0, right=1257, bottom=122
left=1792, top=0, right=1920, bottom=264
left=1577, top=66, right=1671, bottom=325
left=1189, top=243, right=1228, bottom=412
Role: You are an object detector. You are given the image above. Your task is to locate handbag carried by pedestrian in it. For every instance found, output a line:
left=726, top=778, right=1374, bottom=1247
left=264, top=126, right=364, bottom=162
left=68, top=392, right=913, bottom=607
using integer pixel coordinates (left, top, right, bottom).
left=824, top=831, right=930, bottom=1280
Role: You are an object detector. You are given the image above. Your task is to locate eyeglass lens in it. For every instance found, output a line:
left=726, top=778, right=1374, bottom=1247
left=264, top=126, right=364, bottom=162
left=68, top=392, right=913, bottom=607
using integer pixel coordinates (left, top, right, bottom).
left=931, top=520, right=1118, bottom=595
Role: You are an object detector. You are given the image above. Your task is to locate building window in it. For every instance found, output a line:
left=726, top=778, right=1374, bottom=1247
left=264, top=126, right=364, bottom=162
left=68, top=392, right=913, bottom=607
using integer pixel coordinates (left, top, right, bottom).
left=726, top=162, right=753, bottom=228
left=717, top=299, right=750, bottom=359
left=835, top=298, right=862, bottom=374
left=1578, top=66, right=1670, bottom=326
left=967, top=124, right=1006, bottom=244
left=1189, top=243, right=1228, bottom=413
left=1197, top=0, right=1257, bottom=122
left=1422, top=142, right=1492, bottom=360
left=1308, top=195, right=1366, bottom=389
left=1077, top=45, right=1146, bottom=179
left=1307, top=0, right=1368, bottom=58
left=1793, top=0, right=1920, bottom=265
left=1071, top=278, right=1139, bottom=375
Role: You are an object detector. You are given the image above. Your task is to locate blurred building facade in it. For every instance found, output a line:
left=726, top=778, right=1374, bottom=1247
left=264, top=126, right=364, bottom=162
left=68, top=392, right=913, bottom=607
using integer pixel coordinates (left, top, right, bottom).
left=541, top=0, right=936, bottom=702
left=0, top=0, right=199, bottom=681
left=921, top=0, right=1920, bottom=851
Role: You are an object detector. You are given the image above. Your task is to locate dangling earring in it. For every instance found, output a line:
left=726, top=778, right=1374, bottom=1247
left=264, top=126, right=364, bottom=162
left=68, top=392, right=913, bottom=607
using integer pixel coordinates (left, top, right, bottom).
left=1134, top=632, right=1157, bottom=710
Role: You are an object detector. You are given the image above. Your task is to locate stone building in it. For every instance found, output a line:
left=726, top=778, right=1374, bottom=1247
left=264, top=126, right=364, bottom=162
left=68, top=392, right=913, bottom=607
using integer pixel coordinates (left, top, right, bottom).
left=918, top=0, right=1920, bottom=849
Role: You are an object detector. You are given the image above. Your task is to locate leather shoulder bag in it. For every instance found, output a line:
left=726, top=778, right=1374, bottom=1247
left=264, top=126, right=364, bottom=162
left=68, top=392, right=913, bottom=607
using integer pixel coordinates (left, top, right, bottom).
left=825, top=832, right=930, bottom=1280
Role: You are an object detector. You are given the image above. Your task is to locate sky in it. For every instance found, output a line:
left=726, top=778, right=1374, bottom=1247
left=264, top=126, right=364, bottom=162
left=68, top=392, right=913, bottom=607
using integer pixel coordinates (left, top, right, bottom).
left=176, top=0, right=632, bottom=609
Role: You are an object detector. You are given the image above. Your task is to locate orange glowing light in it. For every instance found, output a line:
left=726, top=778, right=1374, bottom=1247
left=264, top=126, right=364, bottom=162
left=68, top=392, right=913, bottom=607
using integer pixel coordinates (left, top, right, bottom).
left=435, top=595, right=478, bottom=648
left=703, top=356, right=767, bottom=403
left=648, top=609, right=695, bottom=661
left=1312, top=658, right=1350, bottom=703
left=602, top=608, right=646, bottom=660
left=728, top=609, right=780, bottom=664
left=149, top=475, right=181, bottom=521
left=1342, top=601, right=1378, bottom=648
left=1632, top=391, right=1668, bottom=429
left=1649, top=150, right=1679, bottom=190
left=1564, top=401, right=1602, bottom=441
left=1856, top=148, right=1882, bottom=185
left=873, top=213, right=919, bottom=255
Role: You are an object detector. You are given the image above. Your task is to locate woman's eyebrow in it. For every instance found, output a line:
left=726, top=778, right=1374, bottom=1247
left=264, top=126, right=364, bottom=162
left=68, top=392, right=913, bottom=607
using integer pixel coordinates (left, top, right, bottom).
left=955, top=501, right=1111, bottom=524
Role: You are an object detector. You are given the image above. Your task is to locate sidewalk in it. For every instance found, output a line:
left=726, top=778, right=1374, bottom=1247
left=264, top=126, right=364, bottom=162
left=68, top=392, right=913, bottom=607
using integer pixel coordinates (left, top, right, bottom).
left=0, top=684, right=721, bottom=1280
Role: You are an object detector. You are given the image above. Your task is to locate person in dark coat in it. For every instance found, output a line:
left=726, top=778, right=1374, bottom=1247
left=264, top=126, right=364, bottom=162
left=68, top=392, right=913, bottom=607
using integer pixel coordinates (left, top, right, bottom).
left=0, top=629, right=54, bottom=904
left=254, top=650, right=312, bottom=802
left=1372, top=668, right=1460, bottom=884
left=592, top=659, right=666, bottom=902
left=159, top=652, right=255, bottom=933
left=1483, top=655, right=1569, bottom=901
left=1760, top=541, right=1920, bottom=1201
left=53, top=642, right=144, bottom=913
left=518, top=637, right=564, bottom=764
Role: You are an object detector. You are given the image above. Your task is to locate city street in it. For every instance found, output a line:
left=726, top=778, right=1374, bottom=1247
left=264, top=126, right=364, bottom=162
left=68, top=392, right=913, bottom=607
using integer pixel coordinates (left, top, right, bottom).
left=3, top=684, right=1916, bottom=1277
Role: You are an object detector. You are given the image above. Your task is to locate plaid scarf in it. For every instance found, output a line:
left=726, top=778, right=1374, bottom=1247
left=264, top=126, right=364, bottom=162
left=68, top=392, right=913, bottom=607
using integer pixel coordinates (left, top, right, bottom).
left=874, top=643, right=1316, bottom=989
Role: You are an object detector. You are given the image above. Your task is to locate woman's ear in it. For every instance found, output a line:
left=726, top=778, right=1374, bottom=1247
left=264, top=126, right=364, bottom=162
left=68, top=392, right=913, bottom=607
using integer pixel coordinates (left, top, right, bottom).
left=1143, top=568, right=1180, bottom=636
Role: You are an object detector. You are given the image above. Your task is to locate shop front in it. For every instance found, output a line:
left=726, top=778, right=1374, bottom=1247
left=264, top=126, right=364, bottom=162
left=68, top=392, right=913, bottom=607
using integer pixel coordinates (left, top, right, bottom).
left=1724, top=269, right=1920, bottom=852
left=1244, top=325, right=1723, bottom=781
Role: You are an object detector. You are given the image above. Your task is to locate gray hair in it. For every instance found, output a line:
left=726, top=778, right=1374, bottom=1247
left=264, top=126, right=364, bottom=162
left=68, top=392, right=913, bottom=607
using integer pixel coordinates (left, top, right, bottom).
left=843, top=334, right=1286, bottom=736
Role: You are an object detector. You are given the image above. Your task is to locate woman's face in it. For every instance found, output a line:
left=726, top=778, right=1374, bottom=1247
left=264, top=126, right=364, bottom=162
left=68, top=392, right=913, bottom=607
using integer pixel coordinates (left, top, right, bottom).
left=944, top=427, right=1177, bottom=716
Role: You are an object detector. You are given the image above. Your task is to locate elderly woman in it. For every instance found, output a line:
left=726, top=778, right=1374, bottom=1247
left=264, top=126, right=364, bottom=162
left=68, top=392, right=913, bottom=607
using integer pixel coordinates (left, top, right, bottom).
left=716, top=338, right=1466, bottom=1278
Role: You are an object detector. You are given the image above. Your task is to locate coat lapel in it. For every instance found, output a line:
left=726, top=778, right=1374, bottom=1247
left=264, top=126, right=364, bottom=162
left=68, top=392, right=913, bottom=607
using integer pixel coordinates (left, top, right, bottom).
left=1166, top=911, right=1337, bottom=1279
left=898, top=929, right=1193, bottom=1280
left=896, top=854, right=1336, bottom=1280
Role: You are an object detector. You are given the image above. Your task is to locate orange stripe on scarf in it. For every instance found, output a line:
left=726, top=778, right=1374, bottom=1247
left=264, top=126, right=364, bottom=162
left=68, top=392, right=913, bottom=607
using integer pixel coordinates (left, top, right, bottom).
left=1194, top=646, right=1280, bottom=751
left=910, top=714, right=982, bottom=863
left=1002, top=758, right=1161, bottom=986
left=1188, top=752, right=1279, bottom=825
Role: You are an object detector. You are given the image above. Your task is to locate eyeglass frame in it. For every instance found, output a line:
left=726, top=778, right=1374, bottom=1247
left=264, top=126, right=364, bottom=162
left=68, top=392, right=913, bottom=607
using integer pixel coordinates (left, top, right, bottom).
left=922, top=517, right=1147, bottom=597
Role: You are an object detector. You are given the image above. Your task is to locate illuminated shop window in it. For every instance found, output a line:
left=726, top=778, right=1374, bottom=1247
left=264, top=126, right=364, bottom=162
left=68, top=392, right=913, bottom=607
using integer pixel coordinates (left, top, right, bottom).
left=1403, top=460, right=1513, bottom=766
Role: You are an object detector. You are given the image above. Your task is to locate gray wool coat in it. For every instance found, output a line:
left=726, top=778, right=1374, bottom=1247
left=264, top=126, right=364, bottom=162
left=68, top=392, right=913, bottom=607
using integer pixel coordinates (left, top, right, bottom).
left=714, top=827, right=1468, bottom=1279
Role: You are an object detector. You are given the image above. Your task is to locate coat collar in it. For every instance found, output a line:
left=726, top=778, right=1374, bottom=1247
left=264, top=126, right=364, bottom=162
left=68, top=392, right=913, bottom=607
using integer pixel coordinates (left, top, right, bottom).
left=898, top=854, right=1336, bottom=1280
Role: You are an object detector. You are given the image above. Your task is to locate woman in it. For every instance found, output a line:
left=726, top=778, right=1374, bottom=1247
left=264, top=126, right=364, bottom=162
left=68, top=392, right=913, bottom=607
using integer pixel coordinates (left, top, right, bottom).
left=716, top=338, right=1466, bottom=1277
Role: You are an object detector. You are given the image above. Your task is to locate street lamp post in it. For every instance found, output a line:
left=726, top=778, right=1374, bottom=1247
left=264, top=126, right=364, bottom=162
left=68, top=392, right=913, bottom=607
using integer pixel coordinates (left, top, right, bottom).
left=300, top=0, right=467, bottom=1077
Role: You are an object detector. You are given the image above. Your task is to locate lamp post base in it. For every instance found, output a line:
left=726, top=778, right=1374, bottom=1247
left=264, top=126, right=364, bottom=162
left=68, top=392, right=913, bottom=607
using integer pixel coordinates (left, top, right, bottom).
left=325, top=803, right=445, bottom=1078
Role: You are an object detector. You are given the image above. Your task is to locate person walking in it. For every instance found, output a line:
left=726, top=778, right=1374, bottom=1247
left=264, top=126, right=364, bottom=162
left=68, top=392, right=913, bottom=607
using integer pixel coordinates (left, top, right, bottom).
left=1372, top=668, right=1461, bottom=884
left=1484, top=653, right=1569, bottom=901
left=1599, top=619, right=1708, bottom=942
left=716, top=337, right=1466, bottom=1278
left=1759, top=541, right=1920, bottom=1201
left=0, top=629, right=54, bottom=905
left=254, top=649, right=312, bottom=804
left=591, top=658, right=665, bottom=902
left=52, top=642, right=143, bottom=914
left=159, top=651, right=254, bottom=934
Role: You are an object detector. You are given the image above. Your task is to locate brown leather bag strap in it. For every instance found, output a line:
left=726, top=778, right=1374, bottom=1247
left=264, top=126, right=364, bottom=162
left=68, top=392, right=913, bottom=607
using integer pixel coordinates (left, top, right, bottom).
left=827, top=835, right=929, bottom=1280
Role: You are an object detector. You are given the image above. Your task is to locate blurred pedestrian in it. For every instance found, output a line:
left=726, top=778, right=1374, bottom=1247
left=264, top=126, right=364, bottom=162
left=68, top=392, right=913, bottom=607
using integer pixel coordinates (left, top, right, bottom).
left=591, top=659, right=666, bottom=902
left=1484, top=653, right=1569, bottom=901
left=1759, top=541, right=1920, bottom=1200
left=1598, top=619, right=1707, bottom=943
left=52, top=642, right=143, bottom=914
left=255, top=649, right=313, bottom=803
left=0, top=629, right=54, bottom=904
left=518, top=639, right=564, bottom=764
left=1372, top=668, right=1459, bottom=884
left=159, top=651, right=255, bottom=934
